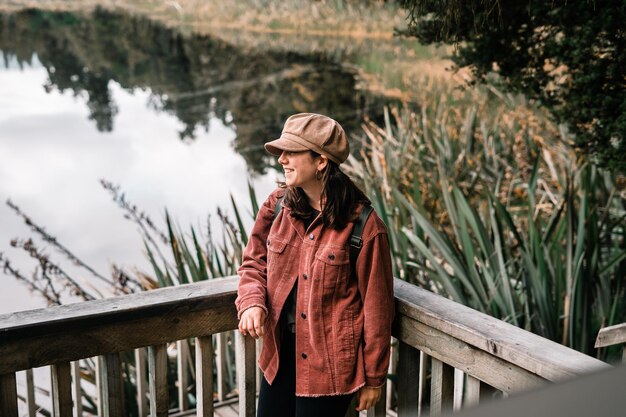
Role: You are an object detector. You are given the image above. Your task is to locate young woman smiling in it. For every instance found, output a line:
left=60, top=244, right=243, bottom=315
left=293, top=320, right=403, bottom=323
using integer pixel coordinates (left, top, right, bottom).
left=236, top=113, right=395, bottom=417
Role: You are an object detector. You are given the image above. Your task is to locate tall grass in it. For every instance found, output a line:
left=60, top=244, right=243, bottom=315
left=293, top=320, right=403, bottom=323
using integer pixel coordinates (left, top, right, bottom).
left=345, top=90, right=626, bottom=360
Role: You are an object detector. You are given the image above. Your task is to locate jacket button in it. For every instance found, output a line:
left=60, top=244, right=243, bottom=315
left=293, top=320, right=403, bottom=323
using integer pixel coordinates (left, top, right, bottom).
left=301, top=312, right=307, bottom=319
left=309, top=233, right=315, bottom=240
left=303, top=273, right=308, bottom=280
left=328, top=253, right=335, bottom=260
left=301, top=353, right=308, bottom=359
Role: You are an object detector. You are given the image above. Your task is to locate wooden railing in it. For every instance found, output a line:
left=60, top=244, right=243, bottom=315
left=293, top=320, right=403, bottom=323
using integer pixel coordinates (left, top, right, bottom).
left=0, top=277, right=609, bottom=417
left=595, top=323, right=626, bottom=363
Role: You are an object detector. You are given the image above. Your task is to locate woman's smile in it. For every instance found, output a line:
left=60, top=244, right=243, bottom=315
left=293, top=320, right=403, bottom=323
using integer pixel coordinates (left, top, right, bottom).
left=278, top=150, right=322, bottom=188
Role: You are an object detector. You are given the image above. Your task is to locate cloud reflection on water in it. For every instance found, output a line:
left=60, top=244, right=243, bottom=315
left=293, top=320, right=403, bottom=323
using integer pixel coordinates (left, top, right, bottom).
left=0, top=57, right=277, bottom=313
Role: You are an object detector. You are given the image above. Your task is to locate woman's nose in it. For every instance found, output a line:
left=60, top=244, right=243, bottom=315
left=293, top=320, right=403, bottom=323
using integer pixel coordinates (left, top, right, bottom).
left=278, top=151, right=288, bottom=164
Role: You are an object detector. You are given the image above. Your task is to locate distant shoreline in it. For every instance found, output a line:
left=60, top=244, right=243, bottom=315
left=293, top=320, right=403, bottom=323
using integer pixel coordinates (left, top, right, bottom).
left=0, top=1, right=460, bottom=106
left=0, top=0, right=407, bottom=39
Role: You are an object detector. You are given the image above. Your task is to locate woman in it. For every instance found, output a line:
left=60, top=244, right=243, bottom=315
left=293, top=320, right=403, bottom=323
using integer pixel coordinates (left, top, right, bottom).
left=236, top=113, right=394, bottom=417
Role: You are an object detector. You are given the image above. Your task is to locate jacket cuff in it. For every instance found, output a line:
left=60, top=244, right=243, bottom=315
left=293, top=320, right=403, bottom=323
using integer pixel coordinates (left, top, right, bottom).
left=364, top=375, right=387, bottom=389
left=237, top=301, right=268, bottom=320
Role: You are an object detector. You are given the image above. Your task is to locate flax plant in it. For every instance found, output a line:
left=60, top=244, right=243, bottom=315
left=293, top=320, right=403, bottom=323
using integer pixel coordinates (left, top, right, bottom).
left=346, top=93, right=626, bottom=359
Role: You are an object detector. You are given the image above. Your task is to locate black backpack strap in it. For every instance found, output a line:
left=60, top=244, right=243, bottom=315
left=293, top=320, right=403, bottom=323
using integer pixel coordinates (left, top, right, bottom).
left=349, top=204, right=373, bottom=270
left=273, top=194, right=285, bottom=221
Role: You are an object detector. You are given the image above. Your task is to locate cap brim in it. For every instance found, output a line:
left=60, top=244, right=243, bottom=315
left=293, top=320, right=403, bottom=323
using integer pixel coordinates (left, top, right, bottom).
left=264, top=137, right=310, bottom=156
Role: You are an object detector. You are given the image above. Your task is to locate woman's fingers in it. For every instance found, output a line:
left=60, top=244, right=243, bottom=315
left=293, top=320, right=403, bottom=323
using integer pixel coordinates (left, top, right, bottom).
left=253, top=314, right=264, bottom=338
left=356, top=391, right=367, bottom=411
left=247, top=315, right=258, bottom=338
left=238, top=307, right=266, bottom=339
left=356, top=387, right=382, bottom=411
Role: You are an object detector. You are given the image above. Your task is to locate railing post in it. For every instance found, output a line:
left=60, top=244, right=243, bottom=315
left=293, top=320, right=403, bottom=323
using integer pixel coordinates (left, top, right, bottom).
left=177, top=340, right=190, bottom=411
left=418, top=351, right=429, bottom=416
left=135, top=348, right=148, bottom=417
left=464, top=375, right=481, bottom=408
left=195, top=336, right=214, bottom=417
left=453, top=369, right=464, bottom=411
left=256, top=338, right=263, bottom=394
left=0, top=372, right=18, bottom=417
left=148, top=344, right=169, bottom=417
left=386, top=337, right=398, bottom=412
left=101, top=353, right=124, bottom=417
left=96, top=356, right=103, bottom=417
left=71, top=361, right=83, bottom=417
left=25, top=369, right=36, bottom=417
left=397, top=340, right=420, bottom=417
left=430, top=358, right=454, bottom=416
left=51, top=362, right=73, bottom=417
left=216, top=332, right=229, bottom=402
left=235, top=331, right=256, bottom=417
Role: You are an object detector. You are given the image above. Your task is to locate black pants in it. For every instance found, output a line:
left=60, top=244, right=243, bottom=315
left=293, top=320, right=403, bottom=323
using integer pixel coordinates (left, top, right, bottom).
left=257, top=329, right=355, bottom=417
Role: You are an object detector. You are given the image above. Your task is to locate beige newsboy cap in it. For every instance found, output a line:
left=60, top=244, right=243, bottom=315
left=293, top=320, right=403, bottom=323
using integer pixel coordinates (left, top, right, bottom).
left=264, top=113, right=350, bottom=165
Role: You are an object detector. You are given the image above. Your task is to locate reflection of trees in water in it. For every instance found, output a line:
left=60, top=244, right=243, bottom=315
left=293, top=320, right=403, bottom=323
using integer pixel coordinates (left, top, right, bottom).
left=0, top=8, right=389, bottom=173
left=44, top=49, right=119, bottom=132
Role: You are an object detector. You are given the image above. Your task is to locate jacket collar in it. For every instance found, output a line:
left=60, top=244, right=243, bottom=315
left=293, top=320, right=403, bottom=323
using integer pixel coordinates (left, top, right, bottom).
left=280, top=204, right=323, bottom=240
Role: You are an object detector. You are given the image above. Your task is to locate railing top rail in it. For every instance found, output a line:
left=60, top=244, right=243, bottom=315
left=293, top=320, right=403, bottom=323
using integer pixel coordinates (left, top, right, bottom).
left=393, top=279, right=609, bottom=381
left=0, top=276, right=239, bottom=338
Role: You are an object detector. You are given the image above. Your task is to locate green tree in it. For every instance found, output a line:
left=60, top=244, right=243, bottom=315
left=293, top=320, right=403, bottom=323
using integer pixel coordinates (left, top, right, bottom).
left=399, top=0, right=626, bottom=171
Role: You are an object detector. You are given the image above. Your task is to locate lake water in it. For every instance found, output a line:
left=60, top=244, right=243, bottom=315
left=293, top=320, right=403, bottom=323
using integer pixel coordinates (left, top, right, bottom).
left=0, top=52, right=279, bottom=313
left=0, top=8, right=396, bottom=313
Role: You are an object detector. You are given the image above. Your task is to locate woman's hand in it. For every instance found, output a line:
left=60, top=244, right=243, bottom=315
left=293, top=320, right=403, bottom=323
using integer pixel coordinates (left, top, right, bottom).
left=356, top=386, right=382, bottom=411
left=238, top=306, right=267, bottom=339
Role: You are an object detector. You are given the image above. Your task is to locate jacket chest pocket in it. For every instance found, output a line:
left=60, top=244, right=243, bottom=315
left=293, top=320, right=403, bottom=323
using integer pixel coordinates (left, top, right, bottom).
left=267, top=235, right=289, bottom=277
left=314, top=247, right=349, bottom=289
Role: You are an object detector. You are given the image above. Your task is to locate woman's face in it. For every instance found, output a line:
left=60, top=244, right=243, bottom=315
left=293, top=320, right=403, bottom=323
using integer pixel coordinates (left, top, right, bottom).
left=278, top=150, right=325, bottom=189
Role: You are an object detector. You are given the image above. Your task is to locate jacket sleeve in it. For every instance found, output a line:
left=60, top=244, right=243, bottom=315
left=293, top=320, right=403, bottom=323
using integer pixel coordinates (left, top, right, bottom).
left=234, top=189, right=281, bottom=320
left=355, top=219, right=395, bottom=388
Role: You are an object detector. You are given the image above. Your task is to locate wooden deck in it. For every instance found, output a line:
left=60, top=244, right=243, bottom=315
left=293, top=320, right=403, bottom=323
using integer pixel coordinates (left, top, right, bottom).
left=169, top=399, right=241, bottom=417
left=172, top=401, right=398, bottom=417
left=0, top=276, right=611, bottom=417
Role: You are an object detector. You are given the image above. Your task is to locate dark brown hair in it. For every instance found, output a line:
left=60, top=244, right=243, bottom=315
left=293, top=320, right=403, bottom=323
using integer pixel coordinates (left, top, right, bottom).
left=278, top=151, right=370, bottom=229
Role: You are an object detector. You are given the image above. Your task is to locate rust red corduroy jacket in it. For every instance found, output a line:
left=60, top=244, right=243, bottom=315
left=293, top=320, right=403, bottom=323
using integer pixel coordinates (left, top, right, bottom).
left=235, top=188, right=395, bottom=397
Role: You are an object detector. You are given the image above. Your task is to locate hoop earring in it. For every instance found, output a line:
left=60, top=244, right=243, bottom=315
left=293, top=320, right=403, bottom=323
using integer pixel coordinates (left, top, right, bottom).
left=316, top=170, right=323, bottom=180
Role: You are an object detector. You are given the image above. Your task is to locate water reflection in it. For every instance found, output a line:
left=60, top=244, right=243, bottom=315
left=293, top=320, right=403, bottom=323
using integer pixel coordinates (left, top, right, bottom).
left=0, top=7, right=387, bottom=173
